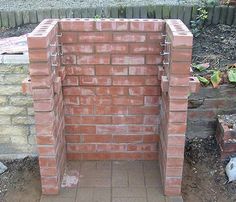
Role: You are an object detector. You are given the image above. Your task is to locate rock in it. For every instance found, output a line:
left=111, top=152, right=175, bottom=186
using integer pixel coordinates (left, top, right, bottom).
left=226, top=157, right=236, bottom=182
left=0, top=162, right=7, bottom=174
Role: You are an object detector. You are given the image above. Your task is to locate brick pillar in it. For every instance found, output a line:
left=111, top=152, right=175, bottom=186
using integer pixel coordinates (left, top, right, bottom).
left=27, top=19, right=66, bottom=195
left=159, top=19, right=193, bottom=196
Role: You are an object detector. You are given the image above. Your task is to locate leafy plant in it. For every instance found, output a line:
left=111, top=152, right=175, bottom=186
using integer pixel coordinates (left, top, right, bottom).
left=210, top=70, right=221, bottom=88
left=198, top=76, right=210, bottom=85
left=227, top=68, right=236, bottom=83
left=192, top=63, right=210, bottom=72
left=190, top=0, right=209, bottom=37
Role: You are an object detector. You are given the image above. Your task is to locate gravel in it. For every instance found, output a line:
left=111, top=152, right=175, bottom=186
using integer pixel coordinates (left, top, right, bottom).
left=0, top=0, right=218, bottom=11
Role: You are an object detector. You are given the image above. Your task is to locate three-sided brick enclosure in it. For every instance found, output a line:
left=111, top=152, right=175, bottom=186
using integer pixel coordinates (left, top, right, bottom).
left=23, top=18, right=199, bottom=197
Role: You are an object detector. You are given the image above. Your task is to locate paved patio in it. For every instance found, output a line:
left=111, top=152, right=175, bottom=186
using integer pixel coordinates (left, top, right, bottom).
left=40, top=161, right=182, bottom=202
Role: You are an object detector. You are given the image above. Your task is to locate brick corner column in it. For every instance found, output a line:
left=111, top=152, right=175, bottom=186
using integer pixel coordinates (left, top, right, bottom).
left=159, top=19, right=193, bottom=196
left=27, top=19, right=66, bottom=195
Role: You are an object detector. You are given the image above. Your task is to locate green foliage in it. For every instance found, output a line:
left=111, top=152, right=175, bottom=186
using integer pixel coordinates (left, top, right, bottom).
left=227, top=68, right=236, bottom=83
left=192, top=63, right=210, bottom=72
left=210, top=70, right=221, bottom=88
left=198, top=76, right=210, bottom=85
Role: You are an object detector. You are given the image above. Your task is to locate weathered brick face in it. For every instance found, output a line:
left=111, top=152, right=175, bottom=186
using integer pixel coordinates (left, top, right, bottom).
left=26, top=18, right=196, bottom=196
left=59, top=19, right=164, bottom=161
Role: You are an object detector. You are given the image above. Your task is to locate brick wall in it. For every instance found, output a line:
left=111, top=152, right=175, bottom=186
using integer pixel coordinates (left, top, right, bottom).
left=27, top=19, right=66, bottom=194
left=0, top=64, right=36, bottom=158
left=11, top=18, right=196, bottom=196
left=59, top=19, right=165, bottom=160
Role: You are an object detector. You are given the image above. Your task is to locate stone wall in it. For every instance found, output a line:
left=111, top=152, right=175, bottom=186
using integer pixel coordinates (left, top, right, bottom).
left=0, top=64, right=36, bottom=158
left=187, top=84, right=236, bottom=138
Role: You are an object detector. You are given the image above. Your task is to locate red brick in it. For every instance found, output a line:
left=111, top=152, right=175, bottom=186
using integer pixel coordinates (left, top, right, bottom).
left=143, top=135, right=159, bottom=143
left=79, top=96, right=112, bottom=105
left=62, top=76, right=79, bottom=86
left=60, top=32, right=78, bottom=43
left=96, top=87, right=128, bottom=95
left=61, top=55, right=76, bottom=65
left=128, top=106, right=159, bottom=115
left=37, top=136, right=55, bottom=145
left=35, top=111, right=55, bottom=124
left=78, top=32, right=112, bottom=42
left=96, top=125, right=127, bottom=134
left=95, top=106, right=128, bottom=115
left=130, top=20, right=164, bottom=32
left=67, top=144, right=96, bottom=152
left=39, top=157, right=56, bottom=167
left=127, top=143, right=157, bottom=151
left=64, top=105, right=93, bottom=115
left=77, top=55, right=110, bottom=65
left=62, top=44, right=94, bottom=54
left=97, top=144, right=127, bottom=152
left=112, top=55, right=144, bottom=65
left=112, top=115, right=143, bottom=124
left=113, top=76, right=145, bottom=86
left=169, top=111, right=187, bottom=123
left=29, top=62, right=51, bottom=76
left=65, top=125, right=96, bottom=134
left=112, top=96, right=143, bottom=105
left=169, top=99, right=188, bottom=111
left=96, top=19, right=129, bottom=31
left=113, top=135, right=143, bottom=143
left=144, top=96, right=159, bottom=106
left=129, top=65, right=158, bottom=75
left=146, top=55, right=162, bottom=65
left=96, top=65, right=128, bottom=76
left=63, top=87, right=95, bottom=95
left=60, top=19, right=94, bottom=31
left=65, top=116, right=111, bottom=124
left=34, top=99, right=54, bottom=112
left=29, top=49, right=49, bottom=62
left=112, top=152, right=143, bottom=160
left=66, top=66, right=95, bottom=75
left=38, top=146, right=55, bottom=155
left=83, top=135, right=112, bottom=143
left=144, top=115, right=159, bottom=125
left=129, top=44, right=161, bottom=54
left=96, top=44, right=128, bottom=53
left=80, top=76, right=111, bottom=86
left=65, top=135, right=81, bottom=143
left=129, top=87, right=160, bottom=96
left=113, top=33, right=146, bottom=42
left=146, top=33, right=163, bottom=42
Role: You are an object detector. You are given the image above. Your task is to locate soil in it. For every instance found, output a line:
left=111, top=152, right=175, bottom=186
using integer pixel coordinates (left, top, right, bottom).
left=0, top=24, right=236, bottom=202
left=0, top=157, right=41, bottom=202
left=192, top=24, right=236, bottom=85
left=218, top=114, right=236, bottom=129
left=183, top=136, right=236, bottom=202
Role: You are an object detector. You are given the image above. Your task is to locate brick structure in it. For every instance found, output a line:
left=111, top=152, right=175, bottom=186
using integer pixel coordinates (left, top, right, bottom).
left=216, top=114, right=236, bottom=159
left=25, top=18, right=198, bottom=196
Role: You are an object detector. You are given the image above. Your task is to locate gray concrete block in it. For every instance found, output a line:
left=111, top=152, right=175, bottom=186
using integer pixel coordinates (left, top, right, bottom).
left=1, top=11, right=9, bottom=28
left=177, top=6, right=184, bottom=21
left=126, top=7, right=133, bottom=18
left=22, top=10, right=30, bottom=24
left=8, top=11, right=16, bottom=28
left=111, top=7, right=118, bottom=18
left=162, top=5, right=170, bottom=19
left=183, top=5, right=192, bottom=27
left=73, top=8, right=81, bottom=18
left=66, top=8, right=73, bottom=18
left=212, top=6, right=221, bottom=24
left=15, top=11, right=23, bottom=26
left=29, top=10, right=38, bottom=23
left=140, top=6, right=148, bottom=18
left=118, top=6, right=126, bottom=18
left=133, top=7, right=140, bottom=18
left=219, top=5, right=228, bottom=24
left=51, top=8, right=59, bottom=19
left=81, top=8, right=88, bottom=18
left=59, top=8, right=66, bottom=19
left=207, top=6, right=214, bottom=25
left=155, top=5, right=162, bottom=19
left=170, top=5, right=178, bottom=19
left=87, top=8, right=96, bottom=18
left=226, top=6, right=235, bottom=25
